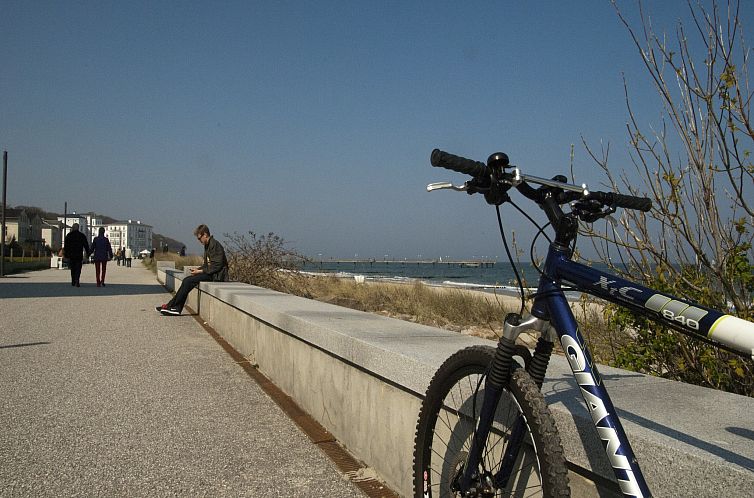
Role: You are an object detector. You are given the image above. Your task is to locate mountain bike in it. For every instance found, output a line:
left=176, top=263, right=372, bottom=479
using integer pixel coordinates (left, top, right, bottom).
left=413, top=149, right=754, bottom=498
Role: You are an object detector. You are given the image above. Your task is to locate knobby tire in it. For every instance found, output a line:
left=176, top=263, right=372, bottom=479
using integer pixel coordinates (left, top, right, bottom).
left=413, top=345, right=570, bottom=497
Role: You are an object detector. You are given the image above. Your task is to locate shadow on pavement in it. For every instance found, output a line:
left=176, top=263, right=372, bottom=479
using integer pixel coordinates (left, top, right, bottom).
left=545, top=372, right=754, bottom=471
left=0, top=341, right=51, bottom=349
left=0, top=282, right=167, bottom=299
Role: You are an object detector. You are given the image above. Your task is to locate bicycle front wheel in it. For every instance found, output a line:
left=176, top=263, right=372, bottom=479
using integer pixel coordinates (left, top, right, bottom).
left=413, top=345, right=569, bottom=497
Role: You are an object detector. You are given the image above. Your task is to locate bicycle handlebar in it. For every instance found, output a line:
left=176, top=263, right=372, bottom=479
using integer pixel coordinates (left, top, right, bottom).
left=430, top=148, right=653, bottom=214
left=588, top=191, right=652, bottom=212
left=431, top=149, right=489, bottom=178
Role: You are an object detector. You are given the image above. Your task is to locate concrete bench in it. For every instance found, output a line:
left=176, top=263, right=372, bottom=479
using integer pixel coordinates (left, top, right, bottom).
left=159, top=268, right=754, bottom=497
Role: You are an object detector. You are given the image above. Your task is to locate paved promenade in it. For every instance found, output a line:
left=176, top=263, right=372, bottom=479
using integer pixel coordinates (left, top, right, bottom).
left=0, top=263, right=364, bottom=497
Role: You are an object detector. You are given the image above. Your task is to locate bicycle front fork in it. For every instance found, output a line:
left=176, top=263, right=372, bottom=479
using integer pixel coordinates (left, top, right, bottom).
left=458, top=313, right=556, bottom=493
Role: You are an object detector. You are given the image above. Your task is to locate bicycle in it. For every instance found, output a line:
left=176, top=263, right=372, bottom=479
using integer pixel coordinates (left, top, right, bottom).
left=412, top=149, right=754, bottom=498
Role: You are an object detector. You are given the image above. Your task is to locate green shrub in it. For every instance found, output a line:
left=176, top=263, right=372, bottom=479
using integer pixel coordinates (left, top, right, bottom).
left=605, top=263, right=754, bottom=396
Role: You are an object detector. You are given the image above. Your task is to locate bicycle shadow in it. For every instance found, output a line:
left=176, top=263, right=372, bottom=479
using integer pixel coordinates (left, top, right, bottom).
left=544, top=372, right=754, bottom=474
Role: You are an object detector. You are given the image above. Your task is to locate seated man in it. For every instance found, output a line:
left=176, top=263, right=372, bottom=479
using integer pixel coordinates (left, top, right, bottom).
left=156, top=224, right=228, bottom=316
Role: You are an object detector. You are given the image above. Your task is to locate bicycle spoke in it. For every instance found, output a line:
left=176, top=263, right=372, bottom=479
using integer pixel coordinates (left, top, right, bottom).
left=413, top=346, right=568, bottom=497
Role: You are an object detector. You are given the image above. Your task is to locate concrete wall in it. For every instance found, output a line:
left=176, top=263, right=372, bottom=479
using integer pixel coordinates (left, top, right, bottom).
left=160, top=267, right=754, bottom=497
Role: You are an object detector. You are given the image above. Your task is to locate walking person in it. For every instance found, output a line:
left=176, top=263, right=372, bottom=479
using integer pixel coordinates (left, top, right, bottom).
left=156, top=224, right=228, bottom=316
left=91, top=227, right=114, bottom=287
left=63, top=223, right=91, bottom=287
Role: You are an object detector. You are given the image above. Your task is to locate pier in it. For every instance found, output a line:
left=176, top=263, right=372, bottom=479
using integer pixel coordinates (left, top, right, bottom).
left=312, top=259, right=496, bottom=268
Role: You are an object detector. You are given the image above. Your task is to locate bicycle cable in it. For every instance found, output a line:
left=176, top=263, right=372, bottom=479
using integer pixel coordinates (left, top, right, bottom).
left=507, top=198, right=551, bottom=276
left=497, top=200, right=589, bottom=311
left=496, top=205, right=526, bottom=316
left=516, top=202, right=589, bottom=301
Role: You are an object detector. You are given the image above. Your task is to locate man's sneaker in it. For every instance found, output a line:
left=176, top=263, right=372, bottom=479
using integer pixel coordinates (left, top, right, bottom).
left=155, top=304, right=167, bottom=312
left=160, top=307, right=181, bottom=316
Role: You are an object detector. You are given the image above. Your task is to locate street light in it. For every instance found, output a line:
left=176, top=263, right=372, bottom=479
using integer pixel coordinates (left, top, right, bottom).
left=1, top=151, right=7, bottom=277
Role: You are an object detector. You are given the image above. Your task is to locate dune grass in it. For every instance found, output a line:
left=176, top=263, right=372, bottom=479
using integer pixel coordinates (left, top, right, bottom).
left=143, top=253, right=202, bottom=272
left=298, top=275, right=515, bottom=336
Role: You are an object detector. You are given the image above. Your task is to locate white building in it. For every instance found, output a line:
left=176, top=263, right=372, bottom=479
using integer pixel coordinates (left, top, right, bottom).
left=105, top=220, right=153, bottom=256
left=41, top=219, right=63, bottom=251
left=57, top=213, right=90, bottom=240
left=84, top=213, right=103, bottom=239
left=55, top=213, right=153, bottom=257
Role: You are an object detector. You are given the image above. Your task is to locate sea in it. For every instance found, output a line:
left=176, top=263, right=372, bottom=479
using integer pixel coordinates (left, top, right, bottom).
left=298, top=260, right=551, bottom=295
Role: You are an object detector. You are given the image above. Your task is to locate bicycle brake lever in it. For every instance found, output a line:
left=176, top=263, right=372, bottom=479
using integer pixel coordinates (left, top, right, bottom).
left=427, top=182, right=469, bottom=192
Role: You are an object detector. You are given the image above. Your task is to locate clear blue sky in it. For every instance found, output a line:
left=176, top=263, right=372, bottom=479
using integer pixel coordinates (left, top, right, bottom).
left=2, top=1, right=745, bottom=259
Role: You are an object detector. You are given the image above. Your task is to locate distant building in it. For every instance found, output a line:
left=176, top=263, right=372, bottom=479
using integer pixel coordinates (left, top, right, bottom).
left=57, top=213, right=90, bottom=240
left=4, top=208, right=43, bottom=250
left=105, top=220, right=153, bottom=256
left=41, top=219, right=63, bottom=251
left=54, top=213, right=153, bottom=256
left=83, top=213, right=104, bottom=242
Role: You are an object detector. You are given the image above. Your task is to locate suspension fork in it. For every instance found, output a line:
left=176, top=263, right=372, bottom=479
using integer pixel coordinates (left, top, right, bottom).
left=493, top=316, right=556, bottom=488
left=458, top=314, right=554, bottom=492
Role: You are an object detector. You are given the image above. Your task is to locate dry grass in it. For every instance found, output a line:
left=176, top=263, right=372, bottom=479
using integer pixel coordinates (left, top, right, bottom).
left=566, top=295, right=631, bottom=364
left=144, top=253, right=202, bottom=273
left=290, top=274, right=525, bottom=342
left=296, top=275, right=619, bottom=358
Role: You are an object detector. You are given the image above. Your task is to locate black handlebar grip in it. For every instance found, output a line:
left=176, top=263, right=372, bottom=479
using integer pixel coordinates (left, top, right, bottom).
left=431, top=149, right=489, bottom=178
left=606, top=193, right=653, bottom=212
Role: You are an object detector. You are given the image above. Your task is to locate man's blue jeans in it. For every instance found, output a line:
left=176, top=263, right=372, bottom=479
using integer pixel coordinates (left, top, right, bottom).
left=167, top=273, right=212, bottom=312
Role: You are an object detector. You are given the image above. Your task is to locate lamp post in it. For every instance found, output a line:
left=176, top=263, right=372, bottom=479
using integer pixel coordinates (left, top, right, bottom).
left=1, top=151, right=7, bottom=277
left=63, top=202, right=68, bottom=242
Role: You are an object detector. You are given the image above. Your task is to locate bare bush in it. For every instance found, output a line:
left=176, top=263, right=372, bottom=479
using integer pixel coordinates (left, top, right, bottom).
left=582, top=0, right=754, bottom=395
left=587, top=0, right=753, bottom=313
left=224, top=231, right=307, bottom=293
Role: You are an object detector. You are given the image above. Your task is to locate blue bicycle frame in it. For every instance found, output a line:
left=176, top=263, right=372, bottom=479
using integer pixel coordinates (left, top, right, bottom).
left=520, top=241, right=754, bottom=497
left=534, top=243, right=651, bottom=497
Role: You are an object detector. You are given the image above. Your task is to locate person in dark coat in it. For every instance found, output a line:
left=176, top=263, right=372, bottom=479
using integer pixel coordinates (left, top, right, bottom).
left=156, top=224, right=228, bottom=316
left=63, top=223, right=91, bottom=287
left=91, top=227, right=114, bottom=287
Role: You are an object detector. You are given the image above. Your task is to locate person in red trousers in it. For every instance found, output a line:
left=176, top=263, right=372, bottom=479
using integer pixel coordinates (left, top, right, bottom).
left=91, top=227, right=114, bottom=287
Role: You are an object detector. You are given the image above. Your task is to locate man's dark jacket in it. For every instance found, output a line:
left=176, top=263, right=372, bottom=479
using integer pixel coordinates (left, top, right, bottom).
left=202, top=236, right=228, bottom=282
left=64, top=231, right=90, bottom=261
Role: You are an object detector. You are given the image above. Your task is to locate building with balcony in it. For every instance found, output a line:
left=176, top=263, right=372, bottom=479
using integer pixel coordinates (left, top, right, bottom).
left=105, top=220, right=153, bottom=256
left=57, top=214, right=91, bottom=241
